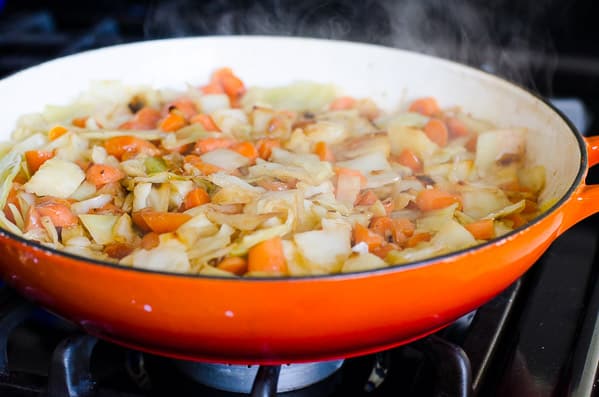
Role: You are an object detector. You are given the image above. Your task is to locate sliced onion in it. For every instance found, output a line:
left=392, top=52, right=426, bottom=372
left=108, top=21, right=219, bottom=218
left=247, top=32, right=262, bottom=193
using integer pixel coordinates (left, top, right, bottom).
left=71, top=194, right=113, bottom=214
left=200, top=149, right=250, bottom=171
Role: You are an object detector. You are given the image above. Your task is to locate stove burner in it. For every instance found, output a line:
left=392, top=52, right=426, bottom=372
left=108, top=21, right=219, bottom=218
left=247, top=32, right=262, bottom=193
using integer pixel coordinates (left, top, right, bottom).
left=175, top=359, right=344, bottom=393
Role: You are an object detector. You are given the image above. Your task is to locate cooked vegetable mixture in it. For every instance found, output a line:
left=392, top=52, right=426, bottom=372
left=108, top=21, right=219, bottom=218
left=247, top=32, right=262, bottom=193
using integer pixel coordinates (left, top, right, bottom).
left=0, top=68, right=547, bottom=276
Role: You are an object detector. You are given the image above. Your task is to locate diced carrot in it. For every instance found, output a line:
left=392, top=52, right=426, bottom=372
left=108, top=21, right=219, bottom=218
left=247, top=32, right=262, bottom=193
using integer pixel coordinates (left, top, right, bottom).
left=335, top=167, right=367, bottom=187
left=105, top=242, right=135, bottom=259
left=139, top=211, right=192, bottom=234
left=446, top=117, right=469, bottom=137
left=190, top=114, right=220, bottom=132
left=72, top=117, right=88, bottom=128
left=465, top=135, right=477, bottom=152
left=369, top=216, right=394, bottom=239
left=465, top=219, right=495, bottom=240
left=25, top=150, right=54, bottom=174
left=247, top=237, right=287, bottom=274
left=329, top=96, right=356, bottom=111
left=135, top=107, right=162, bottom=129
left=141, top=232, right=160, bottom=250
left=85, top=164, right=125, bottom=187
left=372, top=243, right=398, bottom=259
left=217, top=256, right=248, bottom=276
left=415, top=188, right=461, bottom=211
left=355, top=190, right=378, bottom=206
left=424, top=119, right=449, bottom=147
left=104, top=136, right=160, bottom=160
left=392, top=218, right=415, bottom=242
left=36, top=197, right=78, bottom=227
left=184, top=155, right=222, bottom=175
left=183, top=188, right=210, bottom=210
left=48, top=125, right=68, bottom=141
left=396, top=149, right=422, bottom=173
left=314, top=141, right=335, bottom=162
left=353, top=223, right=385, bottom=251
left=159, top=111, right=187, bottom=132
left=220, top=73, right=246, bottom=101
left=168, top=98, right=198, bottom=119
left=408, top=97, right=440, bottom=116
left=256, top=138, right=281, bottom=160
left=194, top=137, right=236, bottom=154
left=231, top=141, right=258, bottom=163
left=405, top=232, right=432, bottom=248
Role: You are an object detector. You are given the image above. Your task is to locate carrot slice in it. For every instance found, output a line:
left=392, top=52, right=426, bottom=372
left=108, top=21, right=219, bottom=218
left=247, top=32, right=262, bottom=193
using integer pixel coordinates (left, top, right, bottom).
left=85, top=164, right=125, bottom=187
left=105, top=136, right=159, bottom=160
left=329, top=96, right=356, bottom=110
left=48, top=125, right=68, bottom=141
left=25, top=150, right=54, bottom=174
left=415, top=188, right=461, bottom=211
left=424, top=119, right=449, bottom=147
left=217, top=256, right=248, bottom=276
left=36, top=197, right=78, bottom=227
left=184, top=155, right=223, bottom=175
left=231, top=141, right=258, bottom=163
left=139, top=211, right=192, bottom=234
left=159, top=111, right=187, bottom=132
left=396, top=149, right=422, bottom=173
left=314, top=141, right=335, bottom=162
left=194, top=137, right=236, bottom=154
left=247, top=237, right=287, bottom=274
left=72, top=117, right=88, bottom=128
left=408, top=97, right=440, bottom=116
left=256, top=138, right=281, bottom=160
left=405, top=232, right=432, bottom=248
left=446, top=117, right=469, bottom=137
left=190, top=114, right=220, bottom=132
left=183, top=188, right=210, bottom=210
left=353, top=223, right=385, bottom=251
left=465, top=219, right=495, bottom=240
left=212, top=67, right=246, bottom=102
left=120, top=107, right=161, bottom=130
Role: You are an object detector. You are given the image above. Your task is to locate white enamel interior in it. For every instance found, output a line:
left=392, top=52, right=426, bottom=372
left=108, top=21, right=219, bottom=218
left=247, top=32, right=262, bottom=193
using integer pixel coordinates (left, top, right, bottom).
left=0, top=36, right=581, bottom=203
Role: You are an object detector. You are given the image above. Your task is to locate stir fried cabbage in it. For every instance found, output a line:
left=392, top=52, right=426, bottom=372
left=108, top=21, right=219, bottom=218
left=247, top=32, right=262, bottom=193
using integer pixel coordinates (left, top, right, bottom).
left=0, top=67, right=548, bottom=277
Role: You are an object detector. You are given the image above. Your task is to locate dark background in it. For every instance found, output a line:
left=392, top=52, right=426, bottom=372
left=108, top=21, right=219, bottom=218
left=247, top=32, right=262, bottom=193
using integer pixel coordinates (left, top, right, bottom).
left=2, top=0, right=599, bottom=126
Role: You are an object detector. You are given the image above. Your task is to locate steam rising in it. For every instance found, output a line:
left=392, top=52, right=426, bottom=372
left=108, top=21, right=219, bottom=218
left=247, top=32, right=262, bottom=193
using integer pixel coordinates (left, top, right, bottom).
left=144, top=0, right=557, bottom=93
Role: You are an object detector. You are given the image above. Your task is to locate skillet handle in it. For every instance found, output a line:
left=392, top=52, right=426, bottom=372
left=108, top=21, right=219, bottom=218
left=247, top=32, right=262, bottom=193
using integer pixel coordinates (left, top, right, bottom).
left=586, top=135, right=599, bottom=167
left=557, top=136, right=599, bottom=235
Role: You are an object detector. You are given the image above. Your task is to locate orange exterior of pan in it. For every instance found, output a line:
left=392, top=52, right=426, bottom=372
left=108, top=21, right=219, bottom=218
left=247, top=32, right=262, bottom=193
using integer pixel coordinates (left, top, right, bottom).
left=0, top=37, right=598, bottom=365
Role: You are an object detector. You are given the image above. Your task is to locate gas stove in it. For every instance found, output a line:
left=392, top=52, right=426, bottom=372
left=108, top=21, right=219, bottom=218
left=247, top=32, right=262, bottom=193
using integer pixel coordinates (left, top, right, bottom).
left=0, top=2, right=598, bottom=396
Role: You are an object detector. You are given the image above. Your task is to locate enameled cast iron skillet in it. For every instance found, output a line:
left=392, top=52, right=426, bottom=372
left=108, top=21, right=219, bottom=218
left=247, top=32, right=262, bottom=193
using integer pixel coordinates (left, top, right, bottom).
left=0, top=37, right=597, bottom=364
